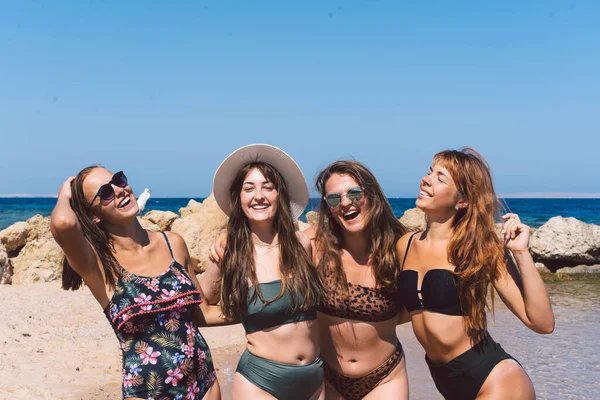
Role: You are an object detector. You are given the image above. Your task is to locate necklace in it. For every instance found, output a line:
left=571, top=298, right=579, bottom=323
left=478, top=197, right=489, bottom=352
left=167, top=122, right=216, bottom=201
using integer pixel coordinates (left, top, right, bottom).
left=253, top=241, right=279, bottom=249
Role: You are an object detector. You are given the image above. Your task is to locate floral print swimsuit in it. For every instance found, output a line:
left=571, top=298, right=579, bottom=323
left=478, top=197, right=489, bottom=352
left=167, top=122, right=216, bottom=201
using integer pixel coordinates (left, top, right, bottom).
left=104, top=232, right=217, bottom=400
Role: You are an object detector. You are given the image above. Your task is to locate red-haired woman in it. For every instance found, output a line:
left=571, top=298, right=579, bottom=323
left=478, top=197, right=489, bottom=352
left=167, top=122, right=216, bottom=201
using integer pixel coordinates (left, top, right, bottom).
left=396, top=148, right=554, bottom=400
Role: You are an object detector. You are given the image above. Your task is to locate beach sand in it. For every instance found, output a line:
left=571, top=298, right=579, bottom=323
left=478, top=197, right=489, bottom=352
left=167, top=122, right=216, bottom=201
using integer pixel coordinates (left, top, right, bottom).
left=0, top=282, right=439, bottom=400
left=0, top=282, right=247, bottom=400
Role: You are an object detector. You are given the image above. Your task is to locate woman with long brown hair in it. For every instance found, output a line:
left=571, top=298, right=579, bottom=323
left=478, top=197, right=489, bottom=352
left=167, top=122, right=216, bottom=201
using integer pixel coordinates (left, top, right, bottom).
left=200, top=144, right=324, bottom=400
left=211, top=159, right=410, bottom=399
left=51, top=166, right=225, bottom=400
left=396, top=147, right=554, bottom=399
left=309, top=160, right=409, bottom=400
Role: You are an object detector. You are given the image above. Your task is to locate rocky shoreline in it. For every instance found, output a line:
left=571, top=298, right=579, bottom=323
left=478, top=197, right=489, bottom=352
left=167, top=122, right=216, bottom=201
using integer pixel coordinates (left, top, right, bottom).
left=1, top=195, right=599, bottom=285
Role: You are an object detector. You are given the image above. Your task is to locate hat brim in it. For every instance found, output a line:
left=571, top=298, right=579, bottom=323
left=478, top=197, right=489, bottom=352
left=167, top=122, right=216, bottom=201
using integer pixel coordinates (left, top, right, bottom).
left=212, top=144, right=309, bottom=220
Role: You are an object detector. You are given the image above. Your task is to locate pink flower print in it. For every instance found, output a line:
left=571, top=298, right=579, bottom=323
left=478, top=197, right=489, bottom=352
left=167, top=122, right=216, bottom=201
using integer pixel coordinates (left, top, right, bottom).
left=161, top=288, right=176, bottom=299
left=185, top=322, right=195, bottom=336
left=165, top=368, right=184, bottom=386
left=134, top=293, right=152, bottom=303
left=145, top=279, right=160, bottom=292
left=140, top=346, right=161, bottom=365
left=187, top=381, right=200, bottom=399
left=123, top=372, right=134, bottom=388
left=181, top=343, right=194, bottom=358
left=176, top=270, right=191, bottom=285
left=169, top=306, right=186, bottom=320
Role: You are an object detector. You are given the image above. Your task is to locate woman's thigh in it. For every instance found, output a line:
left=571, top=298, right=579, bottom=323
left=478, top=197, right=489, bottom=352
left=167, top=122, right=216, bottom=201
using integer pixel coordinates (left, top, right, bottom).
left=477, top=359, right=535, bottom=400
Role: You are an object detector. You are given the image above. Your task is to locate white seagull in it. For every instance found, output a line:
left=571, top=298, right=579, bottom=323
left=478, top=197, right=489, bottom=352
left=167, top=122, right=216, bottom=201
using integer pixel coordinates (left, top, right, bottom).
left=137, top=188, right=151, bottom=213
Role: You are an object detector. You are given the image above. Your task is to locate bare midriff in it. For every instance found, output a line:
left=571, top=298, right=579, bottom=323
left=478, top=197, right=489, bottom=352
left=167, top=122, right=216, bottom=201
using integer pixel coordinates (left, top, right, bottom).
left=318, top=312, right=399, bottom=376
left=245, top=319, right=321, bottom=365
left=410, top=311, right=475, bottom=364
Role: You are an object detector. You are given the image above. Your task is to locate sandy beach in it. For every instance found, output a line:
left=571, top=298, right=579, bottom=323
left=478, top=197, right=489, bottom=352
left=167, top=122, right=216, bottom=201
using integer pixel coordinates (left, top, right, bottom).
left=0, top=282, right=247, bottom=400
left=2, top=280, right=600, bottom=400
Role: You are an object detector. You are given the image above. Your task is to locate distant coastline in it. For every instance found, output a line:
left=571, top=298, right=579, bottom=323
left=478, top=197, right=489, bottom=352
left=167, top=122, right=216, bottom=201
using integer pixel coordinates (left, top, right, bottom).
left=1, top=193, right=600, bottom=199
left=499, top=193, right=600, bottom=199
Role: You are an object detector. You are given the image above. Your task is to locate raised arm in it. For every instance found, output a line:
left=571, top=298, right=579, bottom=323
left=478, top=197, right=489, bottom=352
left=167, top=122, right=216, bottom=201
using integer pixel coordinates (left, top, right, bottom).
left=493, top=214, right=554, bottom=334
left=50, top=177, right=107, bottom=301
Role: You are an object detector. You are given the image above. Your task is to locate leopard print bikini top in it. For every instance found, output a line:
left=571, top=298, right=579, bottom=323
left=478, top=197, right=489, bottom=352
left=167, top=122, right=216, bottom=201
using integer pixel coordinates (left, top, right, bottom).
left=318, top=267, right=401, bottom=322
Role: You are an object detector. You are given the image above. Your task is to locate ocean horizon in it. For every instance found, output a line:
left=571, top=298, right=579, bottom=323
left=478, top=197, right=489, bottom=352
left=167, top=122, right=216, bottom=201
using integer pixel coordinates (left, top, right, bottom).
left=1, top=197, right=599, bottom=231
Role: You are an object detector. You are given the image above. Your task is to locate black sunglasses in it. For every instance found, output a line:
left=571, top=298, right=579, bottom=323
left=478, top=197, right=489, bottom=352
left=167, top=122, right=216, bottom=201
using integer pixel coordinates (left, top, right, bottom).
left=324, top=187, right=364, bottom=208
left=90, top=171, right=128, bottom=206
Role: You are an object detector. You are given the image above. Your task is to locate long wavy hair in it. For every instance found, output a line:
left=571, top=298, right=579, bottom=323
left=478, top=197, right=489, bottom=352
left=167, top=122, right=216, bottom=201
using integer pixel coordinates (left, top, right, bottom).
left=314, top=160, right=406, bottom=291
left=433, top=148, right=507, bottom=333
left=219, top=162, right=322, bottom=318
left=61, top=166, right=121, bottom=291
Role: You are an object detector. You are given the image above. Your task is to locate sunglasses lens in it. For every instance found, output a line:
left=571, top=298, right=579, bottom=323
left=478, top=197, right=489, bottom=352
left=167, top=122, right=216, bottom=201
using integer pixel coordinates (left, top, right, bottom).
left=113, top=171, right=128, bottom=187
left=347, top=188, right=364, bottom=202
left=98, top=184, right=115, bottom=201
left=325, top=194, right=342, bottom=208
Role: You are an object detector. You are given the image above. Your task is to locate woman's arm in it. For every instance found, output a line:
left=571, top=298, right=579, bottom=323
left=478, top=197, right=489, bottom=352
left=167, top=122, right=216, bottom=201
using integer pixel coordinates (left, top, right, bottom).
left=166, top=232, right=238, bottom=326
left=50, top=177, right=103, bottom=285
left=493, top=214, right=554, bottom=334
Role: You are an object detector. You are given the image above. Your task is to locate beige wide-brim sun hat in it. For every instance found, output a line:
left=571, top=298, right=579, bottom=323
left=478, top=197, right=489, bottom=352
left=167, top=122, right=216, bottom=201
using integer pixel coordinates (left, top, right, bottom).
left=212, top=144, right=309, bottom=220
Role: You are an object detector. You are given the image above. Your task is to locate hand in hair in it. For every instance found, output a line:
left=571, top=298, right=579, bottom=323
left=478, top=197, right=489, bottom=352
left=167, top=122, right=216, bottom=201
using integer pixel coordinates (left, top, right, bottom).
left=501, top=213, right=530, bottom=254
left=58, top=176, right=76, bottom=200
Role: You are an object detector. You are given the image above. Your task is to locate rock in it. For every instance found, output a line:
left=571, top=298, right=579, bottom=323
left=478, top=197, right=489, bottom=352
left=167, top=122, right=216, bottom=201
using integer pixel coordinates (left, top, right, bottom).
left=555, top=264, right=600, bottom=280
left=171, top=194, right=228, bottom=273
left=0, top=245, right=12, bottom=284
left=179, top=199, right=204, bottom=218
left=11, top=236, right=63, bottom=284
left=138, top=217, right=160, bottom=232
left=142, top=210, right=179, bottom=231
left=535, top=262, right=556, bottom=282
left=0, top=221, right=30, bottom=252
left=530, top=217, right=600, bottom=264
left=306, top=211, right=319, bottom=226
left=399, top=208, right=426, bottom=232
left=295, top=220, right=310, bottom=232
left=25, top=215, right=51, bottom=242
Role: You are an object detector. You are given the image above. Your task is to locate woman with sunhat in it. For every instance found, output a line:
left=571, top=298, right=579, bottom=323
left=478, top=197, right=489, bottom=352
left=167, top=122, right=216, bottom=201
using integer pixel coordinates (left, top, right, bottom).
left=201, top=144, right=325, bottom=400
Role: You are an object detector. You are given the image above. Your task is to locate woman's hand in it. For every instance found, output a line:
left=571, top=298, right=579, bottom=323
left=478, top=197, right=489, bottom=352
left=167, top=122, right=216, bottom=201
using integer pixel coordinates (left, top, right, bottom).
left=501, top=213, right=530, bottom=253
left=58, top=176, right=76, bottom=200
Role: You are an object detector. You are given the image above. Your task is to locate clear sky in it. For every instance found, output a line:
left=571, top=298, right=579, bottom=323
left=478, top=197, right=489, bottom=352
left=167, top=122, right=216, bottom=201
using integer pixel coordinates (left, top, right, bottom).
left=1, top=1, right=598, bottom=197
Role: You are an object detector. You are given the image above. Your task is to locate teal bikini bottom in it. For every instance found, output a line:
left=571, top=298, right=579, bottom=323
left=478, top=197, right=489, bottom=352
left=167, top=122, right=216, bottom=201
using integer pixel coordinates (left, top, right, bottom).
left=236, top=349, right=324, bottom=400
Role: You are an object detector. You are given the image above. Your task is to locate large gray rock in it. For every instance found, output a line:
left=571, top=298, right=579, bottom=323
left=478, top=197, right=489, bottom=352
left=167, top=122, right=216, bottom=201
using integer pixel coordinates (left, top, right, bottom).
left=399, top=208, right=426, bottom=232
left=530, top=217, right=600, bottom=264
left=0, top=221, right=30, bottom=252
left=171, top=194, right=228, bottom=273
left=142, top=210, right=179, bottom=231
left=555, top=264, right=600, bottom=280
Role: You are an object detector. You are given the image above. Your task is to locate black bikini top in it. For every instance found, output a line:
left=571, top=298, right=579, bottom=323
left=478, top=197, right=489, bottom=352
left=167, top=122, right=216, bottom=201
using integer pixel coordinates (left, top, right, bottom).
left=396, top=232, right=466, bottom=316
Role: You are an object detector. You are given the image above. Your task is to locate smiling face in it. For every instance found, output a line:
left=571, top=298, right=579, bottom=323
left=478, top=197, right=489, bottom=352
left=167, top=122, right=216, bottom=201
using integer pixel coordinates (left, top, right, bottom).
left=416, top=163, right=463, bottom=214
left=82, top=167, right=139, bottom=224
left=324, top=173, right=369, bottom=234
left=240, top=167, right=279, bottom=224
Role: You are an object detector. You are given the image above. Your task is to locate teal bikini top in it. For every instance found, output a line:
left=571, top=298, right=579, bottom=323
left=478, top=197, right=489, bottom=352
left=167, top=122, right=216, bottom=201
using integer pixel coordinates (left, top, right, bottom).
left=241, top=280, right=317, bottom=333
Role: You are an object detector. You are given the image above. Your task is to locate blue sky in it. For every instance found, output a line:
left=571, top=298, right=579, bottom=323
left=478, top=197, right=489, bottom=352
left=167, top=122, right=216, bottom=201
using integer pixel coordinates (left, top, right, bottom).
left=1, top=1, right=598, bottom=197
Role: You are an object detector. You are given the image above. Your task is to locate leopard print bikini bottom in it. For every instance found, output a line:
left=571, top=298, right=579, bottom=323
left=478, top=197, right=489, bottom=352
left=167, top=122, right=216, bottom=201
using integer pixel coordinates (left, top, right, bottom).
left=323, top=341, right=404, bottom=400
